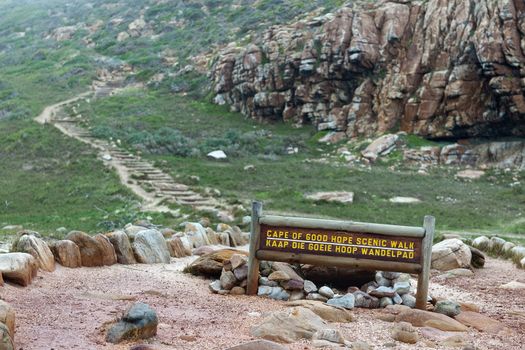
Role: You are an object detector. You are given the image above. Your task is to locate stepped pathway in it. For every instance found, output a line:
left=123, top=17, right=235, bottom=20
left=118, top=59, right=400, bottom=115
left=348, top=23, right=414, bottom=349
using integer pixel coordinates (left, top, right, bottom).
left=35, top=90, right=233, bottom=220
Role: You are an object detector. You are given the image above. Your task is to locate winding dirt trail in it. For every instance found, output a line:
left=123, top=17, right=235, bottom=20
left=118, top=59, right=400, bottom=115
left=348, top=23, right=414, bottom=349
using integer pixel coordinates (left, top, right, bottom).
left=34, top=88, right=233, bottom=220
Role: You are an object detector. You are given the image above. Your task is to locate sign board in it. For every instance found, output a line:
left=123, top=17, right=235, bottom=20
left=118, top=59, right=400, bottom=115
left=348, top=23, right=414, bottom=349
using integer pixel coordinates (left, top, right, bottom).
left=247, top=202, right=435, bottom=310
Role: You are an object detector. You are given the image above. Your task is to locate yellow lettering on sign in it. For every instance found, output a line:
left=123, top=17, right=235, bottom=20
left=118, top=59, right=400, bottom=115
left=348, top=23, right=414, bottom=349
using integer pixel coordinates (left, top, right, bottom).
left=307, top=243, right=332, bottom=252
left=292, top=241, right=305, bottom=249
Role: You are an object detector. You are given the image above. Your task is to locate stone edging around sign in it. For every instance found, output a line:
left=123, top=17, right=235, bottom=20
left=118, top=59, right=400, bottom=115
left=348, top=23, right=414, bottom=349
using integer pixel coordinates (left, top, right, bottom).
left=470, top=236, right=525, bottom=269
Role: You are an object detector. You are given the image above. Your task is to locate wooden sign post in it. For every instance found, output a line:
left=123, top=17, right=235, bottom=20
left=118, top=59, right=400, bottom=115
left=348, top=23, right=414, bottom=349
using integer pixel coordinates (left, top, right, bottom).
left=247, top=202, right=435, bottom=310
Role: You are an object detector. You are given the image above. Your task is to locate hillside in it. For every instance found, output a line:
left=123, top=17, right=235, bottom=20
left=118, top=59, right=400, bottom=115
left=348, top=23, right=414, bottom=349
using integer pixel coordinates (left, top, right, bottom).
left=0, top=0, right=523, bottom=237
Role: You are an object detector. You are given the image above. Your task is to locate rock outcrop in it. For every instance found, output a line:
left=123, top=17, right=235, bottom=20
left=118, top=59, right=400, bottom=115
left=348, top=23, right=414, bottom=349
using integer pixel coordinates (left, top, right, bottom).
left=211, top=0, right=525, bottom=141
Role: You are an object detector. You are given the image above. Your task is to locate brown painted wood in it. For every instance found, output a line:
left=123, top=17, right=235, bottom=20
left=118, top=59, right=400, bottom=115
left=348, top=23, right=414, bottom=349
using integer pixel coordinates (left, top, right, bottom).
left=256, top=250, right=422, bottom=274
left=416, top=215, right=435, bottom=309
left=259, top=224, right=422, bottom=264
left=246, top=201, right=262, bottom=295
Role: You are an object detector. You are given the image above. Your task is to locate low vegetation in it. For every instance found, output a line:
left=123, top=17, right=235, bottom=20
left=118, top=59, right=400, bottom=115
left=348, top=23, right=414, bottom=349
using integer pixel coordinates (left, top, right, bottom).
left=78, top=88, right=525, bottom=237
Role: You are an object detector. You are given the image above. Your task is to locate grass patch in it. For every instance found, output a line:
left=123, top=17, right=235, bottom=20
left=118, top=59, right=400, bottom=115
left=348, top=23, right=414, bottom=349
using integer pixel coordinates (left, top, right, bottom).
left=80, top=88, right=525, bottom=234
left=0, top=119, right=181, bottom=235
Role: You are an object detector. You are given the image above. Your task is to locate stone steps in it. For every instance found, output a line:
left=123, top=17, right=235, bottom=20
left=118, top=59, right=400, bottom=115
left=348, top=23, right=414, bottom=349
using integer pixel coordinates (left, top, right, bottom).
left=47, top=100, right=234, bottom=219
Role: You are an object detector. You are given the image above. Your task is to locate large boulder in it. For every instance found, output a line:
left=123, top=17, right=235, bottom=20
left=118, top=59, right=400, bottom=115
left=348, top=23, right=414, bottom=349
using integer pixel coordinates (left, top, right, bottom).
left=106, top=231, right=137, bottom=265
left=65, top=231, right=104, bottom=267
left=166, top=237, right=191, bottom=258
left=0, top=323, right=14, bottom=350
left=123, top=224, right=150, bottom=241
left=12, top=232, right=55, bottom=272
left=0, top=300, right=15, bottom=339
left=106, top=303, right=158, bottom=344
left=184, top=223, right=210, bottom=248
left=50, top=240, right=82, bottom=268
left=132, top=229, right=170, bottom=264
left=393, top=308, right=467, bottom=332
left=361, top=134, right=399, bottom=161
left=0, top=253, right=38, bottom=286
left=286, top=300, right=353, bottom=323
left=431, top=239, right=472, bottom=271
left=455, top=311, right=511, bottom=334
left=251, top=307, right=327, bottom=343
left=186, top=249, right=248, bottom=277
left=94, top=234, right=117, bottom=266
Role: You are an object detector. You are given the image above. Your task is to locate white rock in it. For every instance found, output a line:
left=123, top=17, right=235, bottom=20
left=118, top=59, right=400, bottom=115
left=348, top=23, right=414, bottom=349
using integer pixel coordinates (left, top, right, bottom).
left=102, top=154, right=112, bottom=161
left=499, top=281, right=525, bottom=289
left=431, top=239, right=472, bottom=271
left=472, top=236, right=490, bottom=249
left=361, top=134, right=399, bottom=161
left=456, top=170, right=485, bottom=180
left=207, top=150, right=227, bottom=160
left=305, top=191, right=354, bottom=204
left=389, top=197, right=421, bottom=204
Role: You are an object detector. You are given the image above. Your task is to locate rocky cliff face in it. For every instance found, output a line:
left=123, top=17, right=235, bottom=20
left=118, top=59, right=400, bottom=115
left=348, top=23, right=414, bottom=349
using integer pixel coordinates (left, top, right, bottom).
left=210, top=0, right=525, bottom=141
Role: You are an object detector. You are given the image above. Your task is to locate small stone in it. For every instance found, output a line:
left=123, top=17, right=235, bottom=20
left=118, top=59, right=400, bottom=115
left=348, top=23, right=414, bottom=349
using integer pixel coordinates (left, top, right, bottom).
left=304, top=280, right=318, bottom=293
left=106, top=303, right=158, bottom=344
left=280, top=278, right=304, bottom=290
left=207, top=150, right=227, bottom=160
left=380, top=297, right=394, bottom=308
left=401, top=294, right=416, bottom=308
left=392, top=321, right=418, bottom=344
left=375, top=272, right=391, bottom=287
left=326, top=294, right=355, bottom=310
left=234, top=264, right=248, bottom=281
left=268, top=270, right=290, bottom=282
left=382, top=271, right=401, bottom=280
left=352, top=341, right=373, bottom=350
left=313, top=329, right=345, bottom=344
left=259, top=277, right=279, bottom=287
left=258, top=286, right=289, bottom=301
left=209, top=280, right=222, bottom=293
left=361, top=281, right=379, bottom=292
left=289, top=290, right=305, bottom=301
left=230, top=254, right=247, bottom=270
left=220, top=270, right=237, bottom=290
left=370, top=286, right=396, bottom=298
left=319, top=286, right=335, bottom=299
left=230, top=286, right=246, bottom=295
left=353, top=291, right=379, bottom=309
left=392, top=293, right=403, bottom=305
left=393, top=281, right=411, bottom=295
left=306, top=293, right=328, bottom=302
left=434, top=300, right=461, bottom=317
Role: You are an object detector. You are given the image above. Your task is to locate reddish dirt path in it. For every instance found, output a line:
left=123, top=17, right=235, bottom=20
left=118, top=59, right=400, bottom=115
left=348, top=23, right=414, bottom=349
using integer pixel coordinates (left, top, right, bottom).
left=2, top=257, right=524, bottom=350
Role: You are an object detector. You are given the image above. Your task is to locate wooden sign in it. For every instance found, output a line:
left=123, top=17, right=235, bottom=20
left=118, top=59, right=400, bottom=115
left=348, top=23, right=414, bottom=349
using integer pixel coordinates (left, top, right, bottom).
left=247, top=202, right=435, bottom=310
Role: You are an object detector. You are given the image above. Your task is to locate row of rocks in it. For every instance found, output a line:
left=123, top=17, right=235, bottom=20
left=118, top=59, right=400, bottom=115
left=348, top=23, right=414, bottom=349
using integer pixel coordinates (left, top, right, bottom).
left=0, top=222, right=249, bottom=287
left=472, top=235, right=525, bottom=269
left=361, top=133, right=525, bottom=170
left=0, top=300, right=15, bottom=350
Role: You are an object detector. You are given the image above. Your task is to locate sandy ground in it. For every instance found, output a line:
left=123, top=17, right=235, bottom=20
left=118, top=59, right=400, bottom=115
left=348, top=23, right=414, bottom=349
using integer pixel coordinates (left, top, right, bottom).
left=2, top=257, right=524, bottom=350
